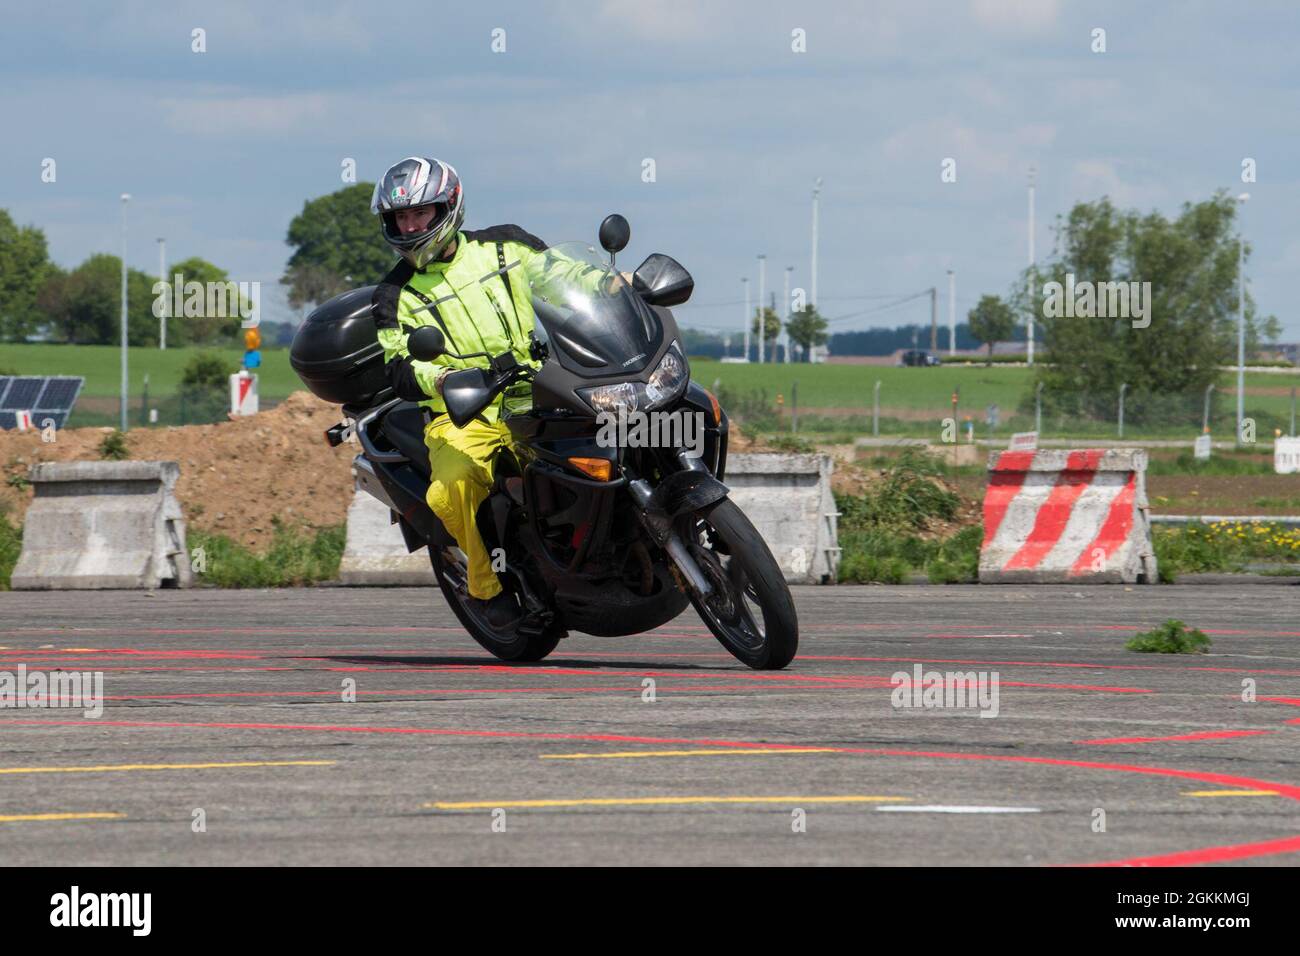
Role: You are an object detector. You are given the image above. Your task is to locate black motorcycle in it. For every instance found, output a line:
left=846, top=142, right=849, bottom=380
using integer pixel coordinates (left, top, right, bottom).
left=290, top=215, right=797, bottom=670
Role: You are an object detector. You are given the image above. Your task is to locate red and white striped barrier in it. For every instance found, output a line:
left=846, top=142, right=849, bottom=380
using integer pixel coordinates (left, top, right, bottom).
left=979, top=449, right=1158, bottom=584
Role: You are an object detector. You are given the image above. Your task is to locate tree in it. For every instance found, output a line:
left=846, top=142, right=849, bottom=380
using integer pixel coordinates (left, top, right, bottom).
left=0, top=210, right=54, bottom=341
left=750, top=306, right=781, bottom=360
left=282, top=183, right=394, bottom=309
left=37, top=254, right=173, bottom=346
left=160, top=256, right=247, bottom=347
left=967, top=295, right=1016, bottom=366
left=785, top=305, right=828, bottom=361
left=1017, top=192, right=1279, bottom=424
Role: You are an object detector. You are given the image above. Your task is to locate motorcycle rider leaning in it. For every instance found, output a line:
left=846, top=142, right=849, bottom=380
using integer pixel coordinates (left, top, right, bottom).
left=370, top=156, right=620, bottom=628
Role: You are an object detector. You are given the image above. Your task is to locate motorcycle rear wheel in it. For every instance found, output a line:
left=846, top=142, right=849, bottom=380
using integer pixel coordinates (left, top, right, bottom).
left=430, top=546, right=563, bottom=662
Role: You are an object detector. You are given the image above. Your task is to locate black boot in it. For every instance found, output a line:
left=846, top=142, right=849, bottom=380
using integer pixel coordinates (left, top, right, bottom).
left=474, top=591, right=521, bottom=629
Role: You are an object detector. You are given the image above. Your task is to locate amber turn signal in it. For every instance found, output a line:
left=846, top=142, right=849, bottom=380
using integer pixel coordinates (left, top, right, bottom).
left=568, top=456, right=612, bottom=481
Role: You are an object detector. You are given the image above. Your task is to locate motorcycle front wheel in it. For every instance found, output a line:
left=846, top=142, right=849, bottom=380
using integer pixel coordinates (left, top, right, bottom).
left=676, top=499, right=799, bottom=670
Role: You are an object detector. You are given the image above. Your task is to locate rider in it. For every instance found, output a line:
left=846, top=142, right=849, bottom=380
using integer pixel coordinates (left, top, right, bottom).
left=371, top=156, right=617, bottom=628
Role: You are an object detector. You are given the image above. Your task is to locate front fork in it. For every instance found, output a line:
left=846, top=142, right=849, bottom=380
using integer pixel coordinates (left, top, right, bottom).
left=626, top=453, right=718, bottom=599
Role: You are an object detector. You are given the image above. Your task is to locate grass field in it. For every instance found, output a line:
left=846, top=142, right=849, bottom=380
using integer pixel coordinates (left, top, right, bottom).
left=1, top=343, right=1296, bottom=438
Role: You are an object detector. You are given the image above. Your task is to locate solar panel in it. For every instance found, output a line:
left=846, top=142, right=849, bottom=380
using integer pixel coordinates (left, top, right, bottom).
left=32, top=411, right=68, bottom=430
left=0, top=375, right=85, bottom=429
left=36, top=377, right=82, bottom=410
left=0, top=377, right=43, bottom=410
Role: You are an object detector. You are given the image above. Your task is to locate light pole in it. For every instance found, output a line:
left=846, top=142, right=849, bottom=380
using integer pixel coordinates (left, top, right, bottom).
left=1118, top=382, right=1128, bottom=439
left=1236, top=192, right=1250, bottom=444
left=757, top=254, right=767, bottom=364
left=120, top=193, right=131, bottom=432
left=742, top=277, right=750, bottom=362
left=783, top=265, right=792, bottom=363
left=1027, top=165, right=1036, bottom=366
left=947, top=269, right=956, bottom=356
left=810, top=177, right=822, bottom=310
left=157, top=237, right=166, bottom=350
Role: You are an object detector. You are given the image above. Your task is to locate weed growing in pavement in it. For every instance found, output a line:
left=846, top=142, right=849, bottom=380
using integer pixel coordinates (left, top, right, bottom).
left=1126, top=619, right=1212, bottom=654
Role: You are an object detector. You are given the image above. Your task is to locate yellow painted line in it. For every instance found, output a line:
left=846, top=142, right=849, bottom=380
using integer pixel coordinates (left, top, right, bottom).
left=540, top=748, right=840, bottom=760
left=0, top=760, right=336, bottom=775
left=426, top=795, right=908, bottom=810
left=1181, top=789, right=1279, bottom=797
left=0, top=812, right=124, bottom=823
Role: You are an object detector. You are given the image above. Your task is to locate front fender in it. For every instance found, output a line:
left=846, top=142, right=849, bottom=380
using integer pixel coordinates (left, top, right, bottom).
left=641, top=470, right=729, bottom=544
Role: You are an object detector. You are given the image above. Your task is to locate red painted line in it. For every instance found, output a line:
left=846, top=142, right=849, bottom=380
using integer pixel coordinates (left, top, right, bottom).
left=1076, top=834, right=1300, bottom=868
left=99, top=683, right=808, bottom=701
left=988, top=450, right=1038, bottom=473
left=1070, top=472, right=1135, bottom=576
left=1004, top=451, right=1103, bottom=571
left=1076, top=729, right=1277, bottom=745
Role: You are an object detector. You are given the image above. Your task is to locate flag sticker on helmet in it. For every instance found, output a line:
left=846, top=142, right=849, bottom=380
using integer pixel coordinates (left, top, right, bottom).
left=391, top=185, right=408, bottom=202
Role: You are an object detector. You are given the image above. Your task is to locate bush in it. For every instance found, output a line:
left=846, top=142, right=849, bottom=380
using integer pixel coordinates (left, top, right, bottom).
left=1127, top=619, right=1212, bottom=654
left=180, top=352, right=231, bottom=391
left=0, top=513, right=21, bottom=590
left=189, top=521, right=344, bottom=588
left=836, top=448, right=958, bottom=532
left=98, top=429, right=129, bottom=461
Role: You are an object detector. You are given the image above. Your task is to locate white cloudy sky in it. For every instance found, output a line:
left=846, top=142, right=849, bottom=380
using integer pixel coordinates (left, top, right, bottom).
left=2, top=0, right=1297, bottom=337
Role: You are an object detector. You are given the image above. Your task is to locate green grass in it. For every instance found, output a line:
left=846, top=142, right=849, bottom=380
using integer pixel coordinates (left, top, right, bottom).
left=1153, top=520, right=1300, bottom=581
left=0, top=343, right=300, bottom=400
left=188, top=521, right=344, bottom=588
left=691, top=358, right=1300, bottom=439
left=1126, top=619, right=1212, bottom=654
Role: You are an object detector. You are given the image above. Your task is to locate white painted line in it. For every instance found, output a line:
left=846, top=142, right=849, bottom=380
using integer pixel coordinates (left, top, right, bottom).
left=876, top=805, right=1041, bottom=814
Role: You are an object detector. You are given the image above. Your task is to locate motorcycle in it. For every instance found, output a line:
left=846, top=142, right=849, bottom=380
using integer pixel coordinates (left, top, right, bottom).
left=290, top=215, right=798, bottom=669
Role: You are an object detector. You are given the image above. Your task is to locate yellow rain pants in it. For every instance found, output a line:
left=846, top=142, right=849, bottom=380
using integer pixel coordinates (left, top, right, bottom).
left=424, top=416, right=515, bottom=600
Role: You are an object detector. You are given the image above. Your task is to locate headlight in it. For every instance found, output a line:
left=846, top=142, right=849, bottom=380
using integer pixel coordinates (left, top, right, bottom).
left=580, top=342, right=689, bottom=414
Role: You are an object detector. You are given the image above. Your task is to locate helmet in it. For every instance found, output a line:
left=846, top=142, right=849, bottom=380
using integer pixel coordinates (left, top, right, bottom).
left=371, top=156, right=465, bottom=269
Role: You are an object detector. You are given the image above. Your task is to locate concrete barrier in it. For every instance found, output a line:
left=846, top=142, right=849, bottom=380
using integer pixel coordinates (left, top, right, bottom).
left=723, top=453, right=840, bottom=583
left=979, top=448, right=1157, bottom=584
left=339, top=484, right=436, bottom=586
left=11, top=460, right=193, bottom=590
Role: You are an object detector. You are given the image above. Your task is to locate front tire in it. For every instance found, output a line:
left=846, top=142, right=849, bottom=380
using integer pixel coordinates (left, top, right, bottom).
left=678, top=499, right=799, bottom=670
left=429, top=546, right=562, bottom=662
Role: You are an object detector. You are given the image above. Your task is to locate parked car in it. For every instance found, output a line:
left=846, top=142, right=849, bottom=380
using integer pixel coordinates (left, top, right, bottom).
left=900, top=349, right=942, bottom=367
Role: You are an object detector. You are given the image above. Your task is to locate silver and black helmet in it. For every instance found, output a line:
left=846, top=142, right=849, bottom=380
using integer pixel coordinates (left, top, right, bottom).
left=371, top=156, right=465, bottom=269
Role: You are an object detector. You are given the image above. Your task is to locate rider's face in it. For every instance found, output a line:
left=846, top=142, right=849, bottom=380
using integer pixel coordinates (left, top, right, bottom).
left=395, top=205, right=437, bottom=235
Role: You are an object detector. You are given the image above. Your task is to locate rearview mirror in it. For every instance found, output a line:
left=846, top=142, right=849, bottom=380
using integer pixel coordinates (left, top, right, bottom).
left=632, top=253, right=694, bottom=307
left=408, top=326, right=446, bottom=361
left=441, top=367, right=496, bottom=428
left=598, top=214, right=630, bottom=256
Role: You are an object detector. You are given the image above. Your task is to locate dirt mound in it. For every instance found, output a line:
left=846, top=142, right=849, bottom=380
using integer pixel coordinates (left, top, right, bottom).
left=0, top=391, right=356, bottom=549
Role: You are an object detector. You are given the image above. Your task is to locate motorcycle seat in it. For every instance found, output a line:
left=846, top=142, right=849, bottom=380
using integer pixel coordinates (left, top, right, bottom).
left=379, top=401, right=432, bottom=476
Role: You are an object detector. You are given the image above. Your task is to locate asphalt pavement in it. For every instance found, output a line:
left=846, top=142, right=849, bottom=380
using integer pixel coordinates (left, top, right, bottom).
left=0, top=584, right=1297, bottom=866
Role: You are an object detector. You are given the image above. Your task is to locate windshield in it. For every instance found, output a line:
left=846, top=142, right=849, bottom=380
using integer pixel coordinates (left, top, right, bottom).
left=527, top=241, right=665, bottom=375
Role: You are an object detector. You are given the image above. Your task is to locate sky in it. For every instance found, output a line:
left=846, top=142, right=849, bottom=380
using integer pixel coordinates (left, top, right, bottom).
left=2, top=0, right=1298, bottom=339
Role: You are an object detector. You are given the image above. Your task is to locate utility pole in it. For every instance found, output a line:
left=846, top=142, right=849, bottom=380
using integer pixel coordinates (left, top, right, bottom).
left=1236, top=192, right=1250, bottom=443
left=783, top=265, right=792, bottom=363
left=120, top=193, right=131, bottom=432
left=1027, top=165, right=1036, bottom=366
left=929, top=286, right=938, bottom=352
left=811, top=177, right=822, bottom=310
left=757, top=254, right=766, bottom=364
left=947, top=269, right=956, bottom=356
left=157, top=237, right=166, bottom=350
left=741, top=277, right=750, bottom=362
